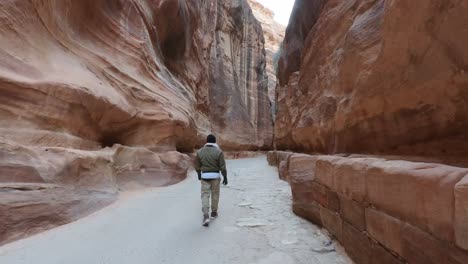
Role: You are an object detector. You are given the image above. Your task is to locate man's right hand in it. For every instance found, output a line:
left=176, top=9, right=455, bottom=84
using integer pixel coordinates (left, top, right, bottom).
left=222, top=177, right=228, bottom=185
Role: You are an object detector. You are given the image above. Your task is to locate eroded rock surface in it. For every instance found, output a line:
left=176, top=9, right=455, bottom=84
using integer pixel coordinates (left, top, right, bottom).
left=0, top=141, right=191, bottom=245
left=0, top=0, right=271, bottom=245
left=0, top=183, right=117, bottom=246
left=276, top=0, right=468, bottom=157
left=273, top=1, right=468, bottom=263
left=271, top=152, right=468, bottom=264
left=0, top=0, right=272, bottom=152
left=247, top=0, right=285, bottom=111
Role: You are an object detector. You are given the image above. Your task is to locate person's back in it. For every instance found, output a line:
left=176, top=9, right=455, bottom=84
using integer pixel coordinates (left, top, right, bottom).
left=194, top=135, right=228, bottom=227
left=196, top=145, right=226, bottom=178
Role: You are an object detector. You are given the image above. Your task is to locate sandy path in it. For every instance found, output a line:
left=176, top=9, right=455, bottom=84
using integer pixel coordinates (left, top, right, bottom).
left=0, top=156, right=352, bottom=264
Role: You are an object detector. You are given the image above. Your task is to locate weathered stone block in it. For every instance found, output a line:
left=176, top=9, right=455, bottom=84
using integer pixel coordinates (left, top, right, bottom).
left=402, top=224, right=468, bottom=264
left=367, top=160, right=467, bottom=242
left=293, top=201, right=322, bottom=226
left=288, top=154, right=317, bottom=182
left=311, top=182, right=328, bottom=207
left=334, top=158, right=378, bottom=202
left=267, top=151, right=278, bottom=166
left=455, top=174, right=468, bottom=250
left=267, top=151, right=293, bottom=167
left=278, top=160, right=289, bottom=181
left=341, top=196, right=366, bottom=231
left=327, top=189, right=341, bottom=212
left=291, top=176, right=319, bottom=226
left=366, top=208, right=403, bottom=256
left=315, top=156, right=341, bottom=189
left=277, top=151, right=293, bottom=164
left=320, top=206, right=343, bottom=243
left=371, top=242, right=404, bottom=264
left=291, top=181, right=314, bottom=204
left=343, top=221, right=371, bottom=264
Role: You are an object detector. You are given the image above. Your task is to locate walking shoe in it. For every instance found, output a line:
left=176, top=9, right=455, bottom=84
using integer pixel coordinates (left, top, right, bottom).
left=202, top=215, right=210, bottom=227
left=210, top=211, right=218, bottom=218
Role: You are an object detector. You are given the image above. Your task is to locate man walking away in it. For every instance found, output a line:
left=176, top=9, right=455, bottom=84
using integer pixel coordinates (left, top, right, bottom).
left=194, top=134, right=228, bottom=227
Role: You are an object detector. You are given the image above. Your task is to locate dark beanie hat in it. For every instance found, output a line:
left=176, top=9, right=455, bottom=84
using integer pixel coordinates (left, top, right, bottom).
left=207, top=134, right=216, bottom=143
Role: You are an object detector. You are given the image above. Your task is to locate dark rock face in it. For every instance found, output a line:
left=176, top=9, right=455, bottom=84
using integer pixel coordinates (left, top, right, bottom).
left=0, top=0, right=271, bottom=245
left=275, top=0, right=468, bottom=157
left=277, top=0, right=326, bottom=87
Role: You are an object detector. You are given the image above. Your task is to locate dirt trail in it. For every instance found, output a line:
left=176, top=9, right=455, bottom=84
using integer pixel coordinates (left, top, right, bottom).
left=0, top=156, right=352, bottom=264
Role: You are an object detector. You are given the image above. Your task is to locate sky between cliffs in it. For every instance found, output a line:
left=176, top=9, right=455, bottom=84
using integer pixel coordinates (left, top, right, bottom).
left=256, top=0, right=295, bottom=26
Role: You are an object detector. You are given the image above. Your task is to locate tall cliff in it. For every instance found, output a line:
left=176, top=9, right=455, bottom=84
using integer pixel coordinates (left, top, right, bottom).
left=0, top=0, right=271, bottom=245
left=247, top=0, right=285, bottom=113
left=276, top=0, right=468, bottom=157
left=0, top=0, right=272, bottom=152
left=273, top=1, right=468, bottom=263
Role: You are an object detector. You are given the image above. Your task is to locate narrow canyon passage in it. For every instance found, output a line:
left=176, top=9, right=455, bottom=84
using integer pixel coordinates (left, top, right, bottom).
left=0, top=157, right=352, bottom=264
left=1, top=0, right=467, bottom=263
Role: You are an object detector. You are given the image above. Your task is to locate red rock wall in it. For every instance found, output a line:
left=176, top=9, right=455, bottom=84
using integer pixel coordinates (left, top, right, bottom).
left=268, top=151, right=468, bottom=264
left=200, top=0, right=273, bottom=150
left=0, top=0, right=272, bottom=152
left=0, top=0, right=271, bottom=245
left=247, top=0, right=285, bottom=113
left=276, top=0, right=468, bottom=157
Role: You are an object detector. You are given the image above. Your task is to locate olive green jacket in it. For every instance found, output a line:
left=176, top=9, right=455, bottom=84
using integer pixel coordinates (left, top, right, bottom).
left=194, top=144, right=227, bottom=178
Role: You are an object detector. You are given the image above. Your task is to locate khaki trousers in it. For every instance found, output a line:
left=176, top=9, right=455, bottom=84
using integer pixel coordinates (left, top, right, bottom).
left=201, top=178, right=221, bottom=215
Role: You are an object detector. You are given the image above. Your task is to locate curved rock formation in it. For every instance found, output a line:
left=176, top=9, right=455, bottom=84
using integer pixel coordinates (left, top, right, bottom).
left=0, top=0, right=271, bottom=245
left=0, top=0, right=272, bottom=152
left=276, top=0, right=468, bottom=157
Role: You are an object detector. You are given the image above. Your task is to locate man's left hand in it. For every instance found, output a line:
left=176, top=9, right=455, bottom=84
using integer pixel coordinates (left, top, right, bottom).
left=223, top=177, right=228, bottom=185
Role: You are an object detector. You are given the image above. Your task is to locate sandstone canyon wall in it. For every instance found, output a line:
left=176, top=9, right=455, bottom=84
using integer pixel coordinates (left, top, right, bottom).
left=247, top=0, right=285, bottom=114
left=0, top=0, right=271, bottom=245
left=272, top=0, right=468, bottom=263
left=1, top=0, right=272, bottom=152
left=276, top=0, right=468, bottom=157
